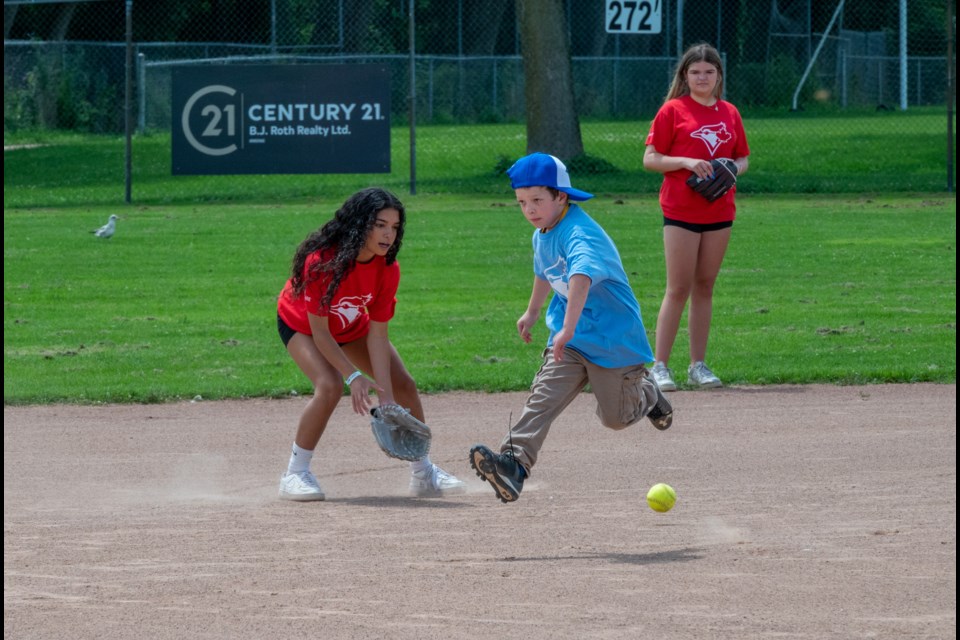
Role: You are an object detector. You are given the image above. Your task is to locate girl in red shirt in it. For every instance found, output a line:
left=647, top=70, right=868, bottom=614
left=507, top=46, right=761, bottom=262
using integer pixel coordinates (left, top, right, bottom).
left=643, top=43, right=751, bottom=391
left=276, top=188, right=465, bottom=501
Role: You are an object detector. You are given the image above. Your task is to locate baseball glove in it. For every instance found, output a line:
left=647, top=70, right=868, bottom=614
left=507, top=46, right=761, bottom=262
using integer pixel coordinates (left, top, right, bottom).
left=370, top=405, right=431, bottom=461
left=686, top=158, right=738, bottom=202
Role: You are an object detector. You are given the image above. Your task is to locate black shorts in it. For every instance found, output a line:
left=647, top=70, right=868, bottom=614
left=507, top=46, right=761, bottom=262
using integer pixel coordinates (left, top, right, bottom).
left=277, top=314, right=297, bottom=347
left=663, top=217, right=733, bottom=233
left=277, top=314, right=351, bottom=347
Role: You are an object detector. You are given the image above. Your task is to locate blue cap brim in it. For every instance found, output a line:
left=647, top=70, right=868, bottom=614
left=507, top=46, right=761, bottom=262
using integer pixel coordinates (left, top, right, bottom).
left=506, top=153, right=594, bottom=201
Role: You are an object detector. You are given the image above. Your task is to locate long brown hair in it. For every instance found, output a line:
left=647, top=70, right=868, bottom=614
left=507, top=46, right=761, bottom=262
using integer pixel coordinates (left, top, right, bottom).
left=664, top=42, right=724, bottom=103
left=289, top=187, right=405, bottom=307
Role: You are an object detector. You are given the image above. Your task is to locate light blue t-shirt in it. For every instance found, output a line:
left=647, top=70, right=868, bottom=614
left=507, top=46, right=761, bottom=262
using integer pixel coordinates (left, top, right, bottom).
left=532, top=204, right=654, bottom=368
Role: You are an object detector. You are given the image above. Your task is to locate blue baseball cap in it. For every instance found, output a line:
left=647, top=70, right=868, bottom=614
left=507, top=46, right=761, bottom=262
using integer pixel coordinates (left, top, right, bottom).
left=506, top=153, right=594, bottom=202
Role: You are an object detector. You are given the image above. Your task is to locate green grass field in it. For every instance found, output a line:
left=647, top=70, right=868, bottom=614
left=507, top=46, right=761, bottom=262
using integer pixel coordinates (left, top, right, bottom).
left=4, top=109, right=954, bottom=209
left=4, top=184, right=955, bottom=403
left=5, top=117, right=956, bottom=403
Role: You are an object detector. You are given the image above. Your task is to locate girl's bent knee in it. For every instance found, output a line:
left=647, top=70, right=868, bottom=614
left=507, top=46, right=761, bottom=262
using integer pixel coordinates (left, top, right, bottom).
left=393, top=373, right=418, bottom=397
left=312, top=378, right=344, bottom=399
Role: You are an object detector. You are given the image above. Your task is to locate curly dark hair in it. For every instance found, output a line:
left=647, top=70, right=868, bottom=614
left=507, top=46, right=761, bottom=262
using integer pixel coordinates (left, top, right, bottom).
left=290, top=187, right=406, bottom=307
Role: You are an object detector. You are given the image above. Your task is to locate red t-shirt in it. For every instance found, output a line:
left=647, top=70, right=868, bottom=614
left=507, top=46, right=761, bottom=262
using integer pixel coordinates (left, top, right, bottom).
left=277, top=249, right=400, bottom=343
left=645, top=95, right=750, bottom=224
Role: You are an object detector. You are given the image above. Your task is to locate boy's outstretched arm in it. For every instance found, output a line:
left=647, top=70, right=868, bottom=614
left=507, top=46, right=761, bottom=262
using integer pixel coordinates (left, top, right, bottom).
left=517, top=276, right=551, bottom=344
left=552, top=274, right=591, bottom=361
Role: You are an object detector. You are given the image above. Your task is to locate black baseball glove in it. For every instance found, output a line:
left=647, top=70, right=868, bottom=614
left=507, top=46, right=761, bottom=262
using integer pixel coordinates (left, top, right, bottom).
left=686, top=158, right=738, bottom=202
left=370, top=405, right=431, bottom=461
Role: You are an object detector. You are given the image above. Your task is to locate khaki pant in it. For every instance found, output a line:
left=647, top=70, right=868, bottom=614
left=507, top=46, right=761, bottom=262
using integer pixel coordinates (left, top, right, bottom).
left=500, top=348, right=658, bottom=473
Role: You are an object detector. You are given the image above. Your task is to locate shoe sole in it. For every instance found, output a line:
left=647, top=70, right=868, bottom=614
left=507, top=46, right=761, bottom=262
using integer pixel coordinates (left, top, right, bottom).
left=647, top=386, right=673, bottom=431
left=469, top=446, right=519, bottom=503
left=410, top=483, right=467, bottom=498
left=648, top=409, right=673, bottom=431
left=689, top=379, right=723, bottom=389
left=655, top=380, right=677, bottom=392
left=278, top=490, right=326, bottom=502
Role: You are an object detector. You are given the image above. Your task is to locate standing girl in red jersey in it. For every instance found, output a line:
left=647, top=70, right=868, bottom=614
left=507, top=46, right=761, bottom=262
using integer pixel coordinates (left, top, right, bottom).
left=276, top=187, right=465, bottom=501
left=643, top=43, right=751, bottom=391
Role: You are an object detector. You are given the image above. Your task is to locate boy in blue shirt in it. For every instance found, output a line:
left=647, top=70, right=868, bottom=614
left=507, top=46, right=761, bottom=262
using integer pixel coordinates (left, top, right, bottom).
left=469, top=153, right=672, bottom=503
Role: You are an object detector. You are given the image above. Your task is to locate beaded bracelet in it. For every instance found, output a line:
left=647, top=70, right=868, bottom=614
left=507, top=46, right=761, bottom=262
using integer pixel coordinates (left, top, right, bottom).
left=345, top=370, right=363, bottom=386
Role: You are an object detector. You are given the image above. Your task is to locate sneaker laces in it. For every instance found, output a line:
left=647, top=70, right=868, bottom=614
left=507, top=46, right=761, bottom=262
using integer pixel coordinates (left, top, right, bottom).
left=424, top=464, right=462, bottom=490
left=294, top=470, right=320, bottom=490
left=691, top=361, right=716, bottom=378
left=502, top=413, right=526, bottom=480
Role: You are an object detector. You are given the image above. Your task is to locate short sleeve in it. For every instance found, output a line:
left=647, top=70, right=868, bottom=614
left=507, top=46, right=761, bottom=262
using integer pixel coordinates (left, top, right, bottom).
left=645, top=103, right=676, bottom=153
left=366, top=261, right=400, bottom=322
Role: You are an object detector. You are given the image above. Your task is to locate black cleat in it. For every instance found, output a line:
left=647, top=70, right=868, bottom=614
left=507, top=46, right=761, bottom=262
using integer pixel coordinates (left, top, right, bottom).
left=469, top=444, right=526, bottom=503
left=646, top=377, right=674, bottom=430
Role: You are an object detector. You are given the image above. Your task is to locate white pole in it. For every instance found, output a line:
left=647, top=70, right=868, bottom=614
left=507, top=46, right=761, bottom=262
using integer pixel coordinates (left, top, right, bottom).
left=899, top=0, right=908, bottom=110
left=270, top=0, right=276, bottom=54
left=676, top=0, right=684, bottom=57
left=137, top=52, right=145, bottom=133
left=791, top=0, right=845, bottom=111
left=409, top=0, right=416, bottom=195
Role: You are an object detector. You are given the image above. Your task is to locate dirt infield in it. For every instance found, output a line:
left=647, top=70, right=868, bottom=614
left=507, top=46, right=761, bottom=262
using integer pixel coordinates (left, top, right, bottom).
left=4, top=384, right=956, bottom=639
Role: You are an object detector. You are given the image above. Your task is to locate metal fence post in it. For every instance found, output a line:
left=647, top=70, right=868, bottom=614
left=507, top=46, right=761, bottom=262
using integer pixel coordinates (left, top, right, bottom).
left=408, top=0, right=416, bottom=195
left=137, top=52, right=145, bottom=133
left=124, top=0, right=132, bottom=204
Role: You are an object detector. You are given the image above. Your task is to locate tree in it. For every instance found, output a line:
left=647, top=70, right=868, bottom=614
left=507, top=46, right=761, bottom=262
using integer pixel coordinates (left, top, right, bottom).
left=4, top=5, right=17, bottom=40
left=464, top=0, right=513, bottom=55
left=516, top=0, right=583, bottom=159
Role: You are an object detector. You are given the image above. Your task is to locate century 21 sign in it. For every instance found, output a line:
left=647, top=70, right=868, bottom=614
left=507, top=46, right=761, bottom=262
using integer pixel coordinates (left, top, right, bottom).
left=172, top=64, right=391, bottom=175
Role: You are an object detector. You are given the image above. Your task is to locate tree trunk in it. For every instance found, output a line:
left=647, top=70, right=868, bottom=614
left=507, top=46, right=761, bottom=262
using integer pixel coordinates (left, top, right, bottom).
left=464, top=0, right=512, bottom=55
left=517, top=0, right=583, bottom=160
left=4, top=5, right=17, bottom=40
left=51, top=3, right=77, bottom=41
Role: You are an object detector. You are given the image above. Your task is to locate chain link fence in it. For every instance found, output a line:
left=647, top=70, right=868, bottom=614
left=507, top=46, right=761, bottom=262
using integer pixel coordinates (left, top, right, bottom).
left=4, top=0, right=955, bottom=189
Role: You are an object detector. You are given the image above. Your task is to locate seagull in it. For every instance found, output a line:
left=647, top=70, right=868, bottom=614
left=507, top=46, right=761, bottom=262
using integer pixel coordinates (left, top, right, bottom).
left=93, top=215, right=118, bottom=239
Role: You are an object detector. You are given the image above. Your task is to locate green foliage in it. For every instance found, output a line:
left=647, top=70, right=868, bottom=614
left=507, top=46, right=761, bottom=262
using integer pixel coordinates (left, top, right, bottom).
left=565, top=153, right=619, bottom=175
left=730, top=63, right=767, bottom=109
left=5, top=46, right=121, bottom=133
left=3, top=189, right=955, bottom=404
left=764, top=53, right=809, bottom=109
left=55, top=50, right=120, bottom=133
left=492, top=154, right=514, bottom=175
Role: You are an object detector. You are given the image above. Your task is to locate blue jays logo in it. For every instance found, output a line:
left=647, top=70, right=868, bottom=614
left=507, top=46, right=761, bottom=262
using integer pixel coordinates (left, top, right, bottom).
left=332, top=295, right=372, bottom=326
left=543, top=257, right=569, bottom=296
left=691, top=123, right=731, bottom=156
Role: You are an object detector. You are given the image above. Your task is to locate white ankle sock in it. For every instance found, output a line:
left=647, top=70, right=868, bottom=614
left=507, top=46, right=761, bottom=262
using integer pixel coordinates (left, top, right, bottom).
left=287, top=444, right=313, bottom=474
left=409, top=456, right=433, bottom=474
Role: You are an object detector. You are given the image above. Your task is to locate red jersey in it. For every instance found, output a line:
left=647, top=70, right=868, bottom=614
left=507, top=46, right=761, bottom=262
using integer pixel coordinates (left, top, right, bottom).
left=646, top=95, right=750, bottom=224
left=277, top=249, right=400, bottom=343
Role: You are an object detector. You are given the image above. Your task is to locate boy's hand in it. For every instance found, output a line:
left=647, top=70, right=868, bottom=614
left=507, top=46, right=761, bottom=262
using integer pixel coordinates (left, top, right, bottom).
left=551, top=327, right=575, bottom=361
left=517, top=311, right=539, bottom=343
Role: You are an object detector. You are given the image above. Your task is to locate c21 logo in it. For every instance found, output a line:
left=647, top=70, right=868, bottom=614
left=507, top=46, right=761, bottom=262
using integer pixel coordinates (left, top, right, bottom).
left=181, top=85, right=239, bottom=156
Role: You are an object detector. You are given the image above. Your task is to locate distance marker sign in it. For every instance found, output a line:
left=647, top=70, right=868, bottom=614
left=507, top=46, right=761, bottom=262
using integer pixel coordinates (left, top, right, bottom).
left=172, top=64, right=390, bottom=175
left=605, top=0, right=662, bottom=34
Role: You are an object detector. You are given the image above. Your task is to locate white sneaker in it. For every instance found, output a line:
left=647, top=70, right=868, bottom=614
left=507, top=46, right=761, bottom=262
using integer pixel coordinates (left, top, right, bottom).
left=650, top=361, right=677, bottom=392
left=410, top=464, right=467, bottom=498
left=279, top=470, right=326, bottom=501
left=688, top=361, right=723, bottom=389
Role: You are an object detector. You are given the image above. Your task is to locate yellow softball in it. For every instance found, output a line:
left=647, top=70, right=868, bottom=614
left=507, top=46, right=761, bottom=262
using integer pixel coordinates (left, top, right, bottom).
left=646, top=483, right=677, bottom=513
